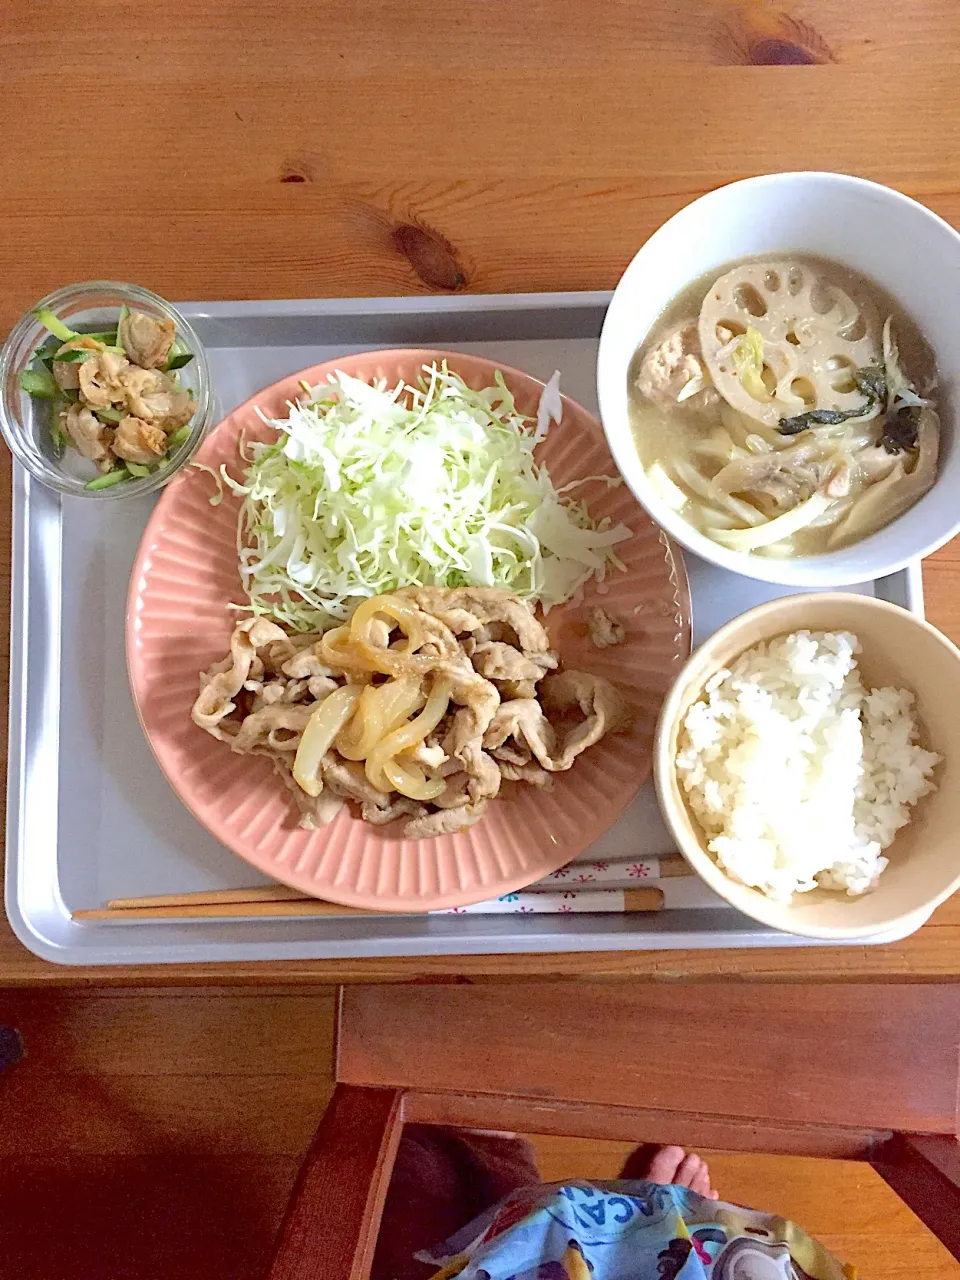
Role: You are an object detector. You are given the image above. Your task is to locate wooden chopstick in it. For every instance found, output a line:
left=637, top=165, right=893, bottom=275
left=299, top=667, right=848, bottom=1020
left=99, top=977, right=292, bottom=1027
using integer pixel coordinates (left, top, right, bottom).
left=100, top=855, right=691, bottom=912
left=75, top=900, right=394, bottom=920
left=73, top=885, right=664, bottom=921
left=105, top=884, right=312, bottom=909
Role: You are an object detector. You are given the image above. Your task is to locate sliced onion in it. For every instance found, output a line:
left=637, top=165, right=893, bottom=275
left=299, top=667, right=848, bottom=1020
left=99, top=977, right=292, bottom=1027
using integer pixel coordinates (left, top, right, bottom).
left=293, top=685, right=362, bottom=796
left=365, top=677, right=452, bottom=792
left=383, top=757, right=445, bottom=801
left=713, top=491, right=833, bottom=552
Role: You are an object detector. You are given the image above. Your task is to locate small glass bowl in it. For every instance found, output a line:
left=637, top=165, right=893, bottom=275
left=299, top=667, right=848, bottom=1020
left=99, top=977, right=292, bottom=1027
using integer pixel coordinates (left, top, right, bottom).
left=0, top=281, right=215, bottom=499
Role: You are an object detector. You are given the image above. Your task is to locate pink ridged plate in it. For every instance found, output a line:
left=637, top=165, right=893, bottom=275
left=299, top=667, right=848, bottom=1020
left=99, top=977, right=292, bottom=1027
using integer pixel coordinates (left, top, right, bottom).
left=127, top=350, right=691, bottom=911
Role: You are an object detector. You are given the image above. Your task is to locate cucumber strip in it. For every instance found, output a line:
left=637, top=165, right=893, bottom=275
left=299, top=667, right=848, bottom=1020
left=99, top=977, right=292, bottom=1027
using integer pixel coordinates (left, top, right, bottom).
left=85, top=467, right=130, bottom=491
left=33, top=308, right=77, bottom=343
left=53, top=348, right=97, bottom=365
left=166, top=425, right=192, bottom=451
left=165, top=351, right=195, bottom=372
left=126, top=462, right=152, bottom=477
left=19, top=368, right=58, bottom=398
left=94, top=406, right=125, bottom=424
left=115, top=303, right=130, bottom=353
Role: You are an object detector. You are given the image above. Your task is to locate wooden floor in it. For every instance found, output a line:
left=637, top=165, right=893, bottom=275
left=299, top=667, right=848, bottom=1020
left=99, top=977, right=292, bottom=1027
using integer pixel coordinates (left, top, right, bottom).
left=0, top=988, right=956, bottom=1279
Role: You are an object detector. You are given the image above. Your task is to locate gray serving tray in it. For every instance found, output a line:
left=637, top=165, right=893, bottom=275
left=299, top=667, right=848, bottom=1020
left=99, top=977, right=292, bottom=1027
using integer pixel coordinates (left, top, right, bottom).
left=5, top=291, right=926, bottom=964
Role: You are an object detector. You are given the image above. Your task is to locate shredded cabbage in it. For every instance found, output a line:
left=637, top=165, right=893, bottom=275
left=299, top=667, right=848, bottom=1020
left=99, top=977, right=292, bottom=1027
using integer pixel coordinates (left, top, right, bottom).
left=229, top=362, right=629, bottom=631
left=190, top=461, right=224, bottom=505
left=732, top=327, right=767, bottom=400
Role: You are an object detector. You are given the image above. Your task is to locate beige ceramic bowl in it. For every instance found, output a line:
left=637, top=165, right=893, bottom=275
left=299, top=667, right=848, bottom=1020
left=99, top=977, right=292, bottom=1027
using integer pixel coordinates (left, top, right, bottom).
left=655, top=593, right=960, bottom=940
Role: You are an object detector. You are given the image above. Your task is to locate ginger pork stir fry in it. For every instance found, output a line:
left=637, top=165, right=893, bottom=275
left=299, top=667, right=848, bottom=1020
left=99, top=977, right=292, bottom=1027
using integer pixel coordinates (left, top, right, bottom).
left=20, top=305, right=197, bottom=490
left=192, top=588, right=629, bottom=838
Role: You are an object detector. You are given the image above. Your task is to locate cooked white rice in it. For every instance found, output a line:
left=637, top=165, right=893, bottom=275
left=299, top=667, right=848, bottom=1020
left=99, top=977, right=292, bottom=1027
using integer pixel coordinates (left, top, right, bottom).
left=676, top=630, right=940, bottom=901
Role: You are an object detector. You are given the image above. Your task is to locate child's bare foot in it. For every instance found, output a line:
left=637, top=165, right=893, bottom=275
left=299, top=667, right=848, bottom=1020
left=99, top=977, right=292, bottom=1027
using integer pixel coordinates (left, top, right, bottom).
left=642, top=1144, right=720, bottom=1199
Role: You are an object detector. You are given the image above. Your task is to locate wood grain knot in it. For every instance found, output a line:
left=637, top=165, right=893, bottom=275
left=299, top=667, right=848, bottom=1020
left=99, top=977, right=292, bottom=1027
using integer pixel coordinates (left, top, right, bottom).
left=749, top=37, right=818, bottom=64
left=279, top=157, right=317, bottom=184
left=392, top=223, right=466, bottom=291
left=719, top=3, right=833, bottom=66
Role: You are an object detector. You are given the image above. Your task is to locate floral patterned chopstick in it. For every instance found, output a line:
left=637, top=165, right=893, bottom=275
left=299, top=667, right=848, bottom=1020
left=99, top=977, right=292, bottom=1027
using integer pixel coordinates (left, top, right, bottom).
left=532, top=855, right=689, bottom=888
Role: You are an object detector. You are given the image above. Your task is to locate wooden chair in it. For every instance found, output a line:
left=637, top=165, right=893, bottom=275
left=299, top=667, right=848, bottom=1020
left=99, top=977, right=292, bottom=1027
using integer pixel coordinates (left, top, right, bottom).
left=269, top=982, right=960, bottom=1278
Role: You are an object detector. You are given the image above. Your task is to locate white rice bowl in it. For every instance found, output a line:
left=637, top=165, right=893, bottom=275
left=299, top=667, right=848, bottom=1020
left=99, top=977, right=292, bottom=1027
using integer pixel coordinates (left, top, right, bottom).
left=675, top=630, right=940, bottom=902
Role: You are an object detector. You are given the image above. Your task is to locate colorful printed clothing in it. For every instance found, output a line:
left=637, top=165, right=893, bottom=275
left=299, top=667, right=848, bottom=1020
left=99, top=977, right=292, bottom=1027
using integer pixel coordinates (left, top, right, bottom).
left=417, top=1180, right=856, bottom=1280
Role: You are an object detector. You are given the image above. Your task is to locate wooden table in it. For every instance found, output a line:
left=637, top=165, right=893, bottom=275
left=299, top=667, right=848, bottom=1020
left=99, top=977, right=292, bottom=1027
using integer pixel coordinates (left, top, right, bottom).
left=3, top=0, right=960, bottom=986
